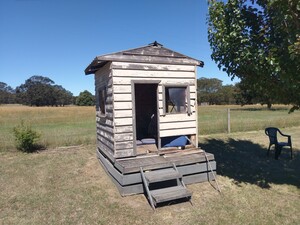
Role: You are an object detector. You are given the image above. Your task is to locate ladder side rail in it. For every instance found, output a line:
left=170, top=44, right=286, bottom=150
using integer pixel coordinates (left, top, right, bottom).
left=172, top=163, right=187, bottom=188
left=203, top=152, right=221, bottom=193
left=140, top=167, right=156, bottom=209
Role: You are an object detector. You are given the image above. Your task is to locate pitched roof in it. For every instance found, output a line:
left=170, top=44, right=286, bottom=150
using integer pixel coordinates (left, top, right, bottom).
left=85, top=41, right=204, bottom=75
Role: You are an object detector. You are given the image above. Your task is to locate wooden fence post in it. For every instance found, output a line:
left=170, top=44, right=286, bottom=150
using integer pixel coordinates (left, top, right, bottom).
left=227, top=108, right=231, bottom=133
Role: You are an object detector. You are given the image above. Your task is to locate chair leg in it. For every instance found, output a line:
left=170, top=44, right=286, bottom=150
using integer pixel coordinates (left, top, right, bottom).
left=275, top=146, right=281, bottom=160
left=267, top=144, right=271, bottom=156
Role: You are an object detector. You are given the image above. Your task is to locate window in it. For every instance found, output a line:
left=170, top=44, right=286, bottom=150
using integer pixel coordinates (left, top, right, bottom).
left=165, top=86, right=187, bottom=114
left=98, top=88, right=107, bottom=116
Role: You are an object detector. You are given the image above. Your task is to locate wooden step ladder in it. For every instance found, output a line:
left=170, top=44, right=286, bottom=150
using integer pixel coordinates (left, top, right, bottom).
left=140, top=163, right=192, bottom=209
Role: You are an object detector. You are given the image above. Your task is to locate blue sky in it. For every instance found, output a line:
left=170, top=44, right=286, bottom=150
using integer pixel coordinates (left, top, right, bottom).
left=0, top=0, right=237, bottom=96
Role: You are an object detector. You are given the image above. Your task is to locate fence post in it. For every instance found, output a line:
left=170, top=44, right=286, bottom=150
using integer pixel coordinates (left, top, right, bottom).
left=227, top=108, right=231, bottom=133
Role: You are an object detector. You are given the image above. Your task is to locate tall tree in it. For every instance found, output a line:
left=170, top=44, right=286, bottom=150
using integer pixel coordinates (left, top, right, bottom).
left=16, top=75, right=73, bottom=106
left=16, top=76, right=55, bottom=106
left=219, top=84, right=237, bottom=105
left=208, top=0, right=300, bottom=111
left=197, top=77, right=223, bottom=104
left=53, top=85, right=73, bottom=106
left=0, top=82, right=15, bottom=104
left=76, top=90, right=95, bottom=106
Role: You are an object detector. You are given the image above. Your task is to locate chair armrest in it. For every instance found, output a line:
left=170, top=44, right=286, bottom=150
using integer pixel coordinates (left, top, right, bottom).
left=282, top=134, right=292, bottom=144
left=278, top=130, right=292, bottom=144
left=278, top=129, right=290, bottom=138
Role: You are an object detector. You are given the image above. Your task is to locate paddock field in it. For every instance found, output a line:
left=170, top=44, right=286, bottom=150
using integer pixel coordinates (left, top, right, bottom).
left=0, top=105, right=95, bottom=151
left=198, top=104, right=300, bottom=134
left=0, top=105, right=299, bottom=224
left=1, top=104, right=300, bottom=151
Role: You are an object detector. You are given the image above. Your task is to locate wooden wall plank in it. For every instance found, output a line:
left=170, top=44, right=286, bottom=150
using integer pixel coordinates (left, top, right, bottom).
left=97, top=140, right=114, bottom=162
left=159, top=113, right=196, bottom=123
left=96, top=123, right=114, bottom=134
left=115, top=125, right=133, bottom=134
left=97, top=145, right=115, bottom=163
left=94, top=63, right=116, bottom=157
left=113, top=101, right=132, bottom=110
left=113, top=77, right=195, bottom=85
left=114, top=149, right=135, bottom=158
left=113, top=93, right=132, bottom=101
left=115, top=141, right=133, bottom=150
left=113, top=85, right=132, bottom=94
left=114, top=133, right=134, bottom=142
left=160, top=127, right=197, bottom=137
left=160, top=121, right=196, bottom=130
left=114, top=117, right=133, bottom=126
left=98, top=135, right=114, bottom=149
left=113, top=69, right=195, bottom=79
left=111, top=62, right=196, bottom=72
left=114, top=109, right=133, bottom=118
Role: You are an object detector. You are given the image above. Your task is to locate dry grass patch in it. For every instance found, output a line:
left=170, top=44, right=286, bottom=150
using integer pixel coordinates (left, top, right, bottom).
left=0, top=105, right=95, bottom=151
left=1, top=105, right=299, bottom=224
left=1, top=128, right=300, bottom=224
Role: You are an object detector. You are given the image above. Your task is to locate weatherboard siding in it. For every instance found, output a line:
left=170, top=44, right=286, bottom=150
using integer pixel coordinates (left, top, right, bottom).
left=95, top=63, right=115, bottom=161
left=94, top=61, right=198, bottom=158
left=111, top=62, right=198, bottom=155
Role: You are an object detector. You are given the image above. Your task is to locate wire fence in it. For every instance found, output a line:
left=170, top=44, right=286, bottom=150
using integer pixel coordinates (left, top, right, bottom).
left=198, top=105, right=300, bottom=135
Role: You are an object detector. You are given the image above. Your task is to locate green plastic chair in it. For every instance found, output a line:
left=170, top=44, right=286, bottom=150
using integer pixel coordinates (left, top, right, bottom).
left=265, top=127, right=293, bottom=159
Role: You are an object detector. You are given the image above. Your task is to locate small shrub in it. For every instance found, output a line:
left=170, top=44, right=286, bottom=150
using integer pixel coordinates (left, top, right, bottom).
left=13, top=121, right=41, bottom=152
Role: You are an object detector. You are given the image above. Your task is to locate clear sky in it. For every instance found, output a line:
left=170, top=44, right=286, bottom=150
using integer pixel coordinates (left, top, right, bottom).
left=0, top=0, right=237, bottom=96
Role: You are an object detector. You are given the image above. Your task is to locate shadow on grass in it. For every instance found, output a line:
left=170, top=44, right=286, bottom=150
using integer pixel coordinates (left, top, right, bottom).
left=200, top=138, right=300, bottom=188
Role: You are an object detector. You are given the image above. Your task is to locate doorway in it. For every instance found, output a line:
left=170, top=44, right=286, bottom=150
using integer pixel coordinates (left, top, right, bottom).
left=134, top=83, right=158, bottom=144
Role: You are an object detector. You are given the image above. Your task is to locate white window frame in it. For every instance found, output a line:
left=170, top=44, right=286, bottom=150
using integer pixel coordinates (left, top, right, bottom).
left=162, top=84, right=191, bottom=116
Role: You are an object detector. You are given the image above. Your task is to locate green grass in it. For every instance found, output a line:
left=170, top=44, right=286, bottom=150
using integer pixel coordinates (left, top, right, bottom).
left=2, top=104, right=300, bottom=152
left=0, top=129, right=299, bottom=225
left=199, top=105, right=300, bottom=135
left=0, top=105, right=96, bottom=152
left=0, top=105, right=299, bottom=224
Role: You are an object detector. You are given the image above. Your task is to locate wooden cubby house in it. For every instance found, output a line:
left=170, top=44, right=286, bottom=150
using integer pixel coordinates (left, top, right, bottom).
left=85, top=42, right=216, bottom=208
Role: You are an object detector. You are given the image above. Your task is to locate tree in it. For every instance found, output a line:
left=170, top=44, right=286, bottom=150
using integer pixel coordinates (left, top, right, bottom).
left=197, top=77, right=238, bottom=105
left=76, top=90, right=95, bottom=106
left=53, top=85, right=73, bottom=106
left=0, top=82, right=15, bottom=104
left=16, top=76, right=55, bottom=106
left=234, top=80, right=275, bottom=108
left=16, top=75, right=73, bottom=106
left=219, top=84, right=237, bottom=105
left=197, top=77, right=223, bottom=105
left=208, top=0, right=300, bottom=111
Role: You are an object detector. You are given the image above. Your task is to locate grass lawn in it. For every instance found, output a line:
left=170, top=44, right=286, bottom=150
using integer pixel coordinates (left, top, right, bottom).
left=1, top=127, right=299, bottom=224
left=199, top=105, right=300, bottom=134
left=0, top=105, right=299, bottom=224
left=0, top=105, right=95, bottom=152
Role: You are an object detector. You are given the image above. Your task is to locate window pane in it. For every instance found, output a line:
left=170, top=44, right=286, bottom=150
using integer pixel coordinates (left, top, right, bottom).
left=165, top=87, right=186, bottom=113
left=99, top=89, right=106, bottom=115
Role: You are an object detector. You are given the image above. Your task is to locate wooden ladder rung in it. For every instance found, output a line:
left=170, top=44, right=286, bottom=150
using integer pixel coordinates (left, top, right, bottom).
left=150, top=186, right=192, bottom=204
left=144, top=168, right=181, bottom=183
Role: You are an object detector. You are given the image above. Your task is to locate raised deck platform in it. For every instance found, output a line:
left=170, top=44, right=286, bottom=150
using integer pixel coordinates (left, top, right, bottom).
left=97, top=148, right=216, bottom=196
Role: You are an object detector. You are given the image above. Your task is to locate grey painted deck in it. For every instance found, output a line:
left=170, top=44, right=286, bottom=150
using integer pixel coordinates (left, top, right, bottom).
left=114, top=149, right=215, bottom=174
left=96, top=148, right=216, bottom=196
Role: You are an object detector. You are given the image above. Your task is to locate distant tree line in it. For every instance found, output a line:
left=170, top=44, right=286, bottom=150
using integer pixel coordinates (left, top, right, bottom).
left=1, top=75, right=284, bottom=107
left=197, top=77, right=236, bottom=105
left=197, top=77, right=282, bottom=107
left=0, top=75, right=95, bottom=106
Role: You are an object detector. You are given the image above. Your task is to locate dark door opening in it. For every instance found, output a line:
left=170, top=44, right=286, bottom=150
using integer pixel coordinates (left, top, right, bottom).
left=134, top=84, right=158, bottom=143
